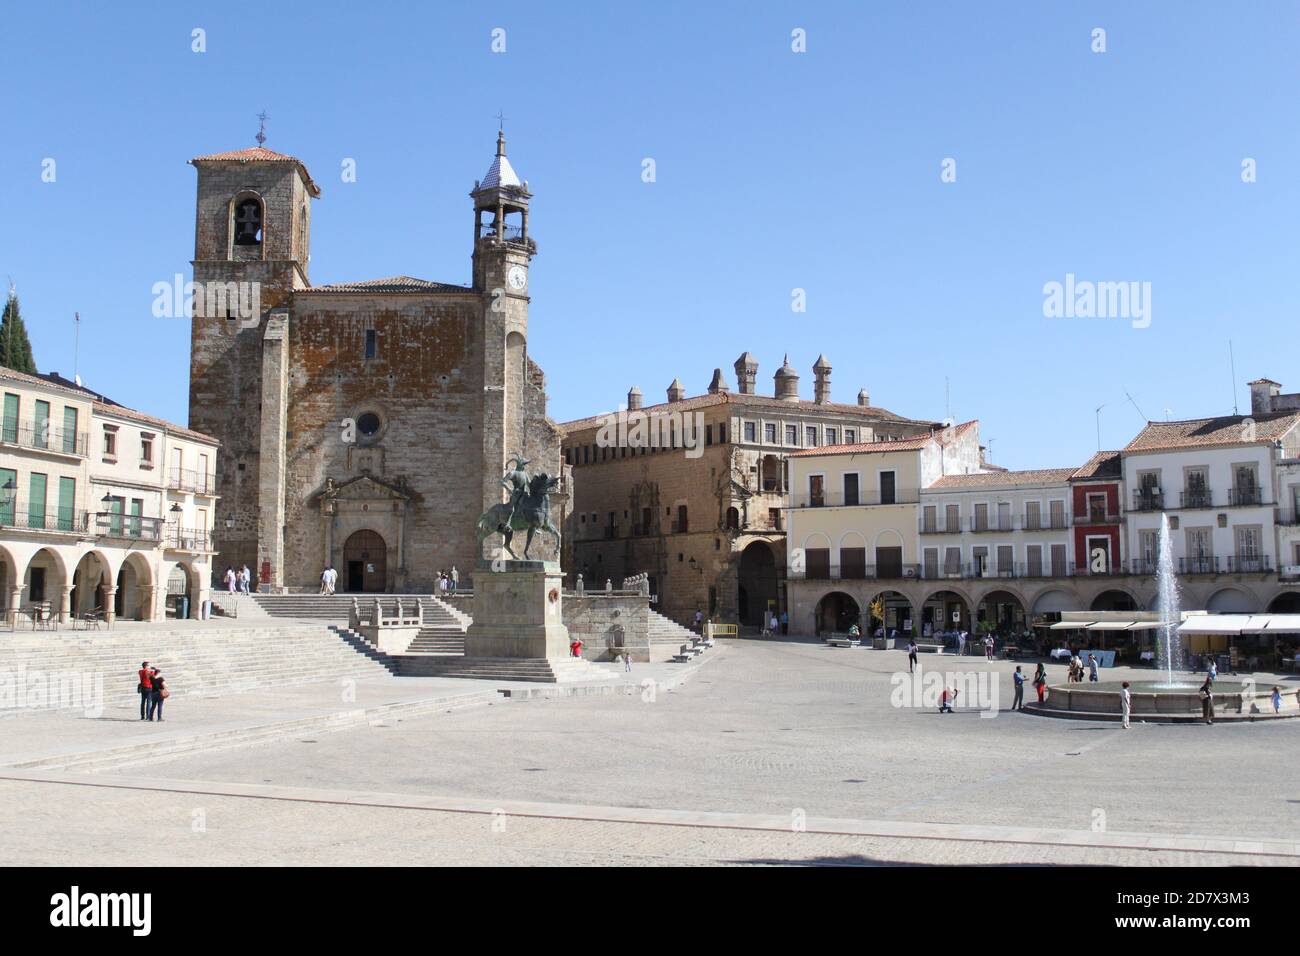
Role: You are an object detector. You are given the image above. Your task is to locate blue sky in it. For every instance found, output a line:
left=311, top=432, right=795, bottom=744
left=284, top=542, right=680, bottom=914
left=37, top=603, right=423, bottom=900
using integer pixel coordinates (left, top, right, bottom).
left=1, top=1, right=1296, bottom=470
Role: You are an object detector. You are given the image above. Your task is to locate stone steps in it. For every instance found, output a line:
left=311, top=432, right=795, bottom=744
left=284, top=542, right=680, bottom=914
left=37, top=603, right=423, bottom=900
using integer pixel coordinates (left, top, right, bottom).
left=395, top=656, right=613, bottom=683
left=647, top=610, right=700, bottom=645
left=0, top=624, right=399, bottom=712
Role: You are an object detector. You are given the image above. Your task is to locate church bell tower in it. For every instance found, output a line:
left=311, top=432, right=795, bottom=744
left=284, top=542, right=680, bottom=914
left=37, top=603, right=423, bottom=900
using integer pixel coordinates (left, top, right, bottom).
left=471, top=131, right=536, bottom=515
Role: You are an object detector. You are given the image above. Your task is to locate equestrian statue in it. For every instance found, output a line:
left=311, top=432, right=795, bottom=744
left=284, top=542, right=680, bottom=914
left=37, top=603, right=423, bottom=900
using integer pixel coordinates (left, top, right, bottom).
left=475, top=454, right=562, bottom=561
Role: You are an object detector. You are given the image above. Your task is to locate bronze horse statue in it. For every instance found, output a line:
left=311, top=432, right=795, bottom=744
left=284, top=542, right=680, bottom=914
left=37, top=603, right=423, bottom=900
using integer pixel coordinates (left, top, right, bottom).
left=476, top=471, right=562, bottom=561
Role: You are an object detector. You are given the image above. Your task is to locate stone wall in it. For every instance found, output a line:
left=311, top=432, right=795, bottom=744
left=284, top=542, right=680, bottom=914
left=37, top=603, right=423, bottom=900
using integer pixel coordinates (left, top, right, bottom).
left=563, top=593, right=651, bottom=662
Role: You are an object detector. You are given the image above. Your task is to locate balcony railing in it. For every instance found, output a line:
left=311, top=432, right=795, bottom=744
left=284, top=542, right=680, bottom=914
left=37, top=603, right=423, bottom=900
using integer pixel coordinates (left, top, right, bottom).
left=167, top=467, right=217, bottom=494
left=789, top=490, right=918, bottom=508
left=1229, top=486, right=1263, bottom=507
left=1132, top=491, right=1165, bottom=512
left=95, top=512, right=164, bottom=541
left=1180, top=489, right=1213, bottom=509
left=1223, top=554, right=1272, bottom=574
left=0, top=419, right=89, bottom=457
left=789, top=555, right=1285, bottom=582
left=1074, top=510, right=1123, bottom=525
left=0, top=507, right=89, bottom=533
left=167, top=527, right=212, bottom=552
left=1278, top=508, right=1300, bottom=527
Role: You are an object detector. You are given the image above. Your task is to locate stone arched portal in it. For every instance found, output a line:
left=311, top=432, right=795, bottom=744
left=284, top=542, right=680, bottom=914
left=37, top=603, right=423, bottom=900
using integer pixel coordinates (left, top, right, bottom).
left=738, top=540, right=778, bottom=626
left=343, top=530, right=388, bottom=593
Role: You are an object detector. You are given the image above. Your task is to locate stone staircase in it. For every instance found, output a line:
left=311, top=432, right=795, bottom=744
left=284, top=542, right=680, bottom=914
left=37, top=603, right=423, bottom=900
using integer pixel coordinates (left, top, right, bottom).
left=0, top=623, right=398, bottom=714
left=648, top=609, right=701, bottom=648
left=406, top=599, right=470, bottom=655
left=395, top=655, right=613, bottom=683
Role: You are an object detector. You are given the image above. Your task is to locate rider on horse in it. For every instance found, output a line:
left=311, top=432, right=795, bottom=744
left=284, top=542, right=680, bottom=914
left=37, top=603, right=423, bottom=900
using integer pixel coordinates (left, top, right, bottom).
left=502, top=455, right=531, bottom=525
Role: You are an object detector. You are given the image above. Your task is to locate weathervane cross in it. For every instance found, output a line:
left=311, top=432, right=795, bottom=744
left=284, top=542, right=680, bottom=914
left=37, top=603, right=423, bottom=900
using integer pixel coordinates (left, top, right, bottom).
left=256, top=110, right=269, bottom=147
left=496, top=109, right=506, bottom=131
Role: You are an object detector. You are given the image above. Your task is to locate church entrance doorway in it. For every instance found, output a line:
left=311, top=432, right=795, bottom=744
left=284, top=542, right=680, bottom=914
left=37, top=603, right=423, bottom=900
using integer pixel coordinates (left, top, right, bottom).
left=343, top=530, right=387, bottom=593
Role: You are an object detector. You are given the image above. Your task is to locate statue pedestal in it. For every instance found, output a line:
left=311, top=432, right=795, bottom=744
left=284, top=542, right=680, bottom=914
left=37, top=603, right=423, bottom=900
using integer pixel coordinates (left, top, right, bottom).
left=464, top=560, right=570, bottom=659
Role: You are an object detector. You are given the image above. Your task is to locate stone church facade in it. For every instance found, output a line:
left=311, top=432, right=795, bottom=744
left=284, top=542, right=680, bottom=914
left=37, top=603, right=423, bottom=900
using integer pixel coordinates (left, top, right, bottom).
left=188, top=134, right=561, bottom=592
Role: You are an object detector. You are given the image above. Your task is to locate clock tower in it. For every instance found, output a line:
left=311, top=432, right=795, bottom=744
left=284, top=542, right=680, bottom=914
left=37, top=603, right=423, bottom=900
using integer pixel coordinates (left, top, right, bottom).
left=471, top=130, right=537, bottom=511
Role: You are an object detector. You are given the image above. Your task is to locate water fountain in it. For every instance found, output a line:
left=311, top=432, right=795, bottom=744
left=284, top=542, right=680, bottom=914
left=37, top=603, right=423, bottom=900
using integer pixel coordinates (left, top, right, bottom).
left=1029, top=512, right=1266, bottom=719
left=1153, top=512, right=1190, bottom=687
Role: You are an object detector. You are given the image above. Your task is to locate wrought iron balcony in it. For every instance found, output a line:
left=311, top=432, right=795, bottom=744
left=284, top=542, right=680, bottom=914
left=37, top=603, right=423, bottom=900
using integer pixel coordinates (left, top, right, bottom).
left=1132, top=491, right=1165, bottom=512
left=1229, top=486, right=1263, bottom=507
left=1223, top=554, right=1272, bottom=574
left=1179, top=556, right=1218, bottom=575
left=0, top=507, right=89, bottom=533
left=95, top=512, right=164, bottom=541
left=167, top=467, right=217, bottom=494
left=1074, top=509, right=1123, bottom=525
left=1180, top=489, right=1213, bottom=509
left=166, top=527, right=212, bottom=552
left=0, top=419, right=89, bottom=457
left=789, top=490, right=917, bottom=508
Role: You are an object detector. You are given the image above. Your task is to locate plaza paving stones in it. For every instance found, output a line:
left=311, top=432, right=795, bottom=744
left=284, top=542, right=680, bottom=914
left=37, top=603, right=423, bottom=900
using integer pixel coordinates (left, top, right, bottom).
left=1, top=639, right=1296, bottom=866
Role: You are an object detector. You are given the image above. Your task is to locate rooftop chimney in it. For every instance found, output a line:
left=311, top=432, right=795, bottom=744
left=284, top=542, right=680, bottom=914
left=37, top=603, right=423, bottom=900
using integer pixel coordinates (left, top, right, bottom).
left=1249, top=378, right=1281, bottom=415
left=707, top=368, right=729, bottom=395
left=813, top=354, right=832, bottom=404
left=734, top=352, right=758, bottom=395
left=667, top=378, right=685, bottom=403
left=627, top=385, right=643, bottom=411
left=774, top=354, right=800, bottom=402
left=857, top=387, right=870, bottom=407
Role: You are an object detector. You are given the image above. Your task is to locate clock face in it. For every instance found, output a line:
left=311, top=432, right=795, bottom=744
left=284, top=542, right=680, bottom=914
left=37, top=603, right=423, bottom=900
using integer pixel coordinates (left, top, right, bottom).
left=506, top=265, right=527, bottom=291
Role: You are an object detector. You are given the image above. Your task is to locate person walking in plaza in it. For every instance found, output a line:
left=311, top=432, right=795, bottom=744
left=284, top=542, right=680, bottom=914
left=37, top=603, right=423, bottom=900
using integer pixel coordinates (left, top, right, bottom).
left=239, top=564, right=251, bottom=595
left=939, top=686, right=958, bottom=714
left=1087, top=653, right=1099, bottom=683
left=1271, top=686, right=1282, bottom=714
left=984, top=634, right=994, bottom=661
left=780, top=610, right=788, bottom=635
left=1120, top=680, right=1132, bottom=729
left=320, top=566, right=331, bottom=595
left=624, top=651, right=632, bottom=673
left=146, top=669, right=167, bottom=722
left=225, top=566, right=236, bottom=594
left=1198, top=676, right=1215, bottom=724
left=907, top=638, right=919, bottom=674
left=450, top=566, right=459, bottom=595
left=1033, top=662, right=1047, bottom=704
left=957, top=630, right=967, bottom=656
left=137, top=661, right=153, bottom=720
left=694, top=609, right=703, bottom=632
left=1206, top=656, right=1218, bottom=683
left=1012, top=666, right=1025, bottom=711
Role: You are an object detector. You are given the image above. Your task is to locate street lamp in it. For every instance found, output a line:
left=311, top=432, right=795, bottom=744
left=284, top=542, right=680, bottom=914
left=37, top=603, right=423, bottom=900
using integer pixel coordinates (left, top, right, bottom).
left=224, top=513, right=235, bottom=531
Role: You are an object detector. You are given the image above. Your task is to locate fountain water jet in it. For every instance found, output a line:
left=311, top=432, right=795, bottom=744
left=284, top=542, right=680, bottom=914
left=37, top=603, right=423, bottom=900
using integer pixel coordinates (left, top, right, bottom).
left=1154, top=512, right=1188, bottom=687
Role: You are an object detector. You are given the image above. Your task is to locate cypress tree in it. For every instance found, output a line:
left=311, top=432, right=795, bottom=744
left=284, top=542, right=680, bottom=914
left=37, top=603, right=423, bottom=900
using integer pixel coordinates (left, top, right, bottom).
left=0, top=287, right=37, bottom=374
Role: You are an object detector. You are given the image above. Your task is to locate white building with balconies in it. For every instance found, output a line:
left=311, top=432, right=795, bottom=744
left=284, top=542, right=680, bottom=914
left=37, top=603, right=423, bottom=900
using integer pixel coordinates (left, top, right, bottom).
left=0, top=368, right=219, bottom=625
left=1121, top=407, right=1300, bottom=613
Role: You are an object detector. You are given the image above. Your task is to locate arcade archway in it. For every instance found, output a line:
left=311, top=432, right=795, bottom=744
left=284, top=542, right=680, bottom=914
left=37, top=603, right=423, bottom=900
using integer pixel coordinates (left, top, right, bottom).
left=814, top=591, right=860, bottom=635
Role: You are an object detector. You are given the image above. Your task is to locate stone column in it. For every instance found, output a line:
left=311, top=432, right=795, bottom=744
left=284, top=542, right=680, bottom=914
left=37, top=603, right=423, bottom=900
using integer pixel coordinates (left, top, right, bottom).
left=8, top=585, right=25, bottom=627
left=104, top=586, right=118, bottom=626
left=59, top=584, right=73, bottom=624
left=258, top=310, right=291, bottom=591
left=138, top=585, right=157, bottom=622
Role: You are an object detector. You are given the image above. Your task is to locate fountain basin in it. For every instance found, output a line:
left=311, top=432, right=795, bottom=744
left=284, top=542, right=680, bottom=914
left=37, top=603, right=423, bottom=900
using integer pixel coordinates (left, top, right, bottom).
left=1035, top=681, right=1299, bottom=721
